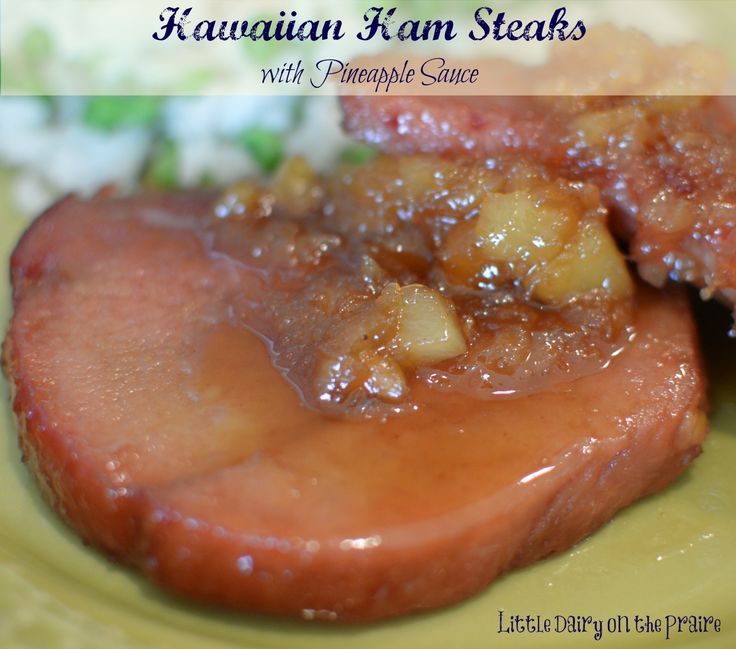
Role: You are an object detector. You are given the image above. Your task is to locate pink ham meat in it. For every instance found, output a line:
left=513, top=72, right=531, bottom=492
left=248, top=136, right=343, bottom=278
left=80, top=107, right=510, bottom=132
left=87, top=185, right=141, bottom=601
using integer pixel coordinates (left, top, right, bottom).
left=3, top=193, right=707, bottom=621
left=342, top=96, right=736, bottom=320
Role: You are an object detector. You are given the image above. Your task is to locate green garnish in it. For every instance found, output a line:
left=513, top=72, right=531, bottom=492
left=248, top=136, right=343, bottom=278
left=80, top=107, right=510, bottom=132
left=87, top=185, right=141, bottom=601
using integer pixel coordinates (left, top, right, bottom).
left=237, top=127, right=284, bottom=173
left=341, top=143, right=379, bottom=165
left=144, top=140, right=178, bottom=189
left=84, top=97, right=163, bottom=131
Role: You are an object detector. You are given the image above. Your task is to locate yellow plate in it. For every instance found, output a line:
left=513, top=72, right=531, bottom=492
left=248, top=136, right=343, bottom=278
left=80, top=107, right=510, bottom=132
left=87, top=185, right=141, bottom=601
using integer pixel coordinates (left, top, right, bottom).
left=0, top=182, right=734, bottom=649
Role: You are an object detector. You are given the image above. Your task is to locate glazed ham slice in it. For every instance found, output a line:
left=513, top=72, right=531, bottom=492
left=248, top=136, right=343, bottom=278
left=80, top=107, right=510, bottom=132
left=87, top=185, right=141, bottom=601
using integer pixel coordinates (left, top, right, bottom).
left=342, top=95, right=736, bottom=322
left=3, top=193, right=707, bottom=621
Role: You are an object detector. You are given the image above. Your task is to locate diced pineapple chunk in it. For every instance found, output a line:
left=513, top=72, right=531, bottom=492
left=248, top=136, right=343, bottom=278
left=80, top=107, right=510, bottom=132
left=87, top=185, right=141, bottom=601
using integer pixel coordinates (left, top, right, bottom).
left=527, top=220, right=633, bottom=302
left=272, top=156, right=323, bottom=216
left=392, top=284, right=466, bottom=367
left=311, top=282, right=464, bottom=404
left=573, top=106, right=650, bottom=153
left=440, top=220, right=496, bottom=287
left=475, top=190, right=577, bottom=273
left=362, top=353, right=407, bottom=402
left=394, top=156, right=444, bottom=194
left=213, top=179, right=272, bottom=219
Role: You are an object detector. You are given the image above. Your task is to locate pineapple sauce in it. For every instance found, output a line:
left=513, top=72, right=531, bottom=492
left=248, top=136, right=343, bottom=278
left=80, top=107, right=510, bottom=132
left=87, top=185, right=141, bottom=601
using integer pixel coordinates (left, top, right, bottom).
left=205, top=154, right=635, bottom=419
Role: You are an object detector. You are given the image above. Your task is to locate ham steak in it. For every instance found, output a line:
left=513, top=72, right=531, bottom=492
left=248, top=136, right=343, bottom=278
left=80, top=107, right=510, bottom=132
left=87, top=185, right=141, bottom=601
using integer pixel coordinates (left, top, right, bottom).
left=341, top=95, right=736, bottom=322
left=3, top=192, right=707, bottom=621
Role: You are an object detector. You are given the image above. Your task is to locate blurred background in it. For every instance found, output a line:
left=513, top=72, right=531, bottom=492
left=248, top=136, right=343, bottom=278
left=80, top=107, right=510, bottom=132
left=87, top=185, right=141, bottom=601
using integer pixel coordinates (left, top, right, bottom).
left=1, top=0, right=735, bottom=219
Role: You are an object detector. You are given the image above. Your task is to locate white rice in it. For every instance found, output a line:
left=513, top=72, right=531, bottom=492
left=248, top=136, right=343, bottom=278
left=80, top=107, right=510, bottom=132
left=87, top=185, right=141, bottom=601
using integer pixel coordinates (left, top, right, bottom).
left=0, top=96, right=350, bottom=216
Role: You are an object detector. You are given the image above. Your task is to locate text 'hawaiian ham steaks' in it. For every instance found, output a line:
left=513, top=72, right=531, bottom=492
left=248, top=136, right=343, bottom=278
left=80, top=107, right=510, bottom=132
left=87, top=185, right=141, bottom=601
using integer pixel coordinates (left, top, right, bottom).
left=3, top=193, right=707, bottom=621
